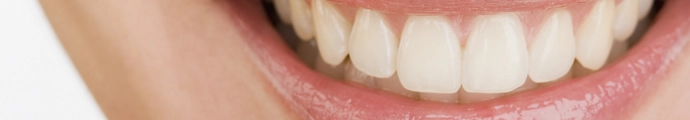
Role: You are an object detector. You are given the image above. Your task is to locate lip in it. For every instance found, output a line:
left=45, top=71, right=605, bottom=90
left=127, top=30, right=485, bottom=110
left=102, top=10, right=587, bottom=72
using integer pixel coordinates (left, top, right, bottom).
left=228, top=0, right=690, bottom=119
left=328, top=0, right=593, bottom=14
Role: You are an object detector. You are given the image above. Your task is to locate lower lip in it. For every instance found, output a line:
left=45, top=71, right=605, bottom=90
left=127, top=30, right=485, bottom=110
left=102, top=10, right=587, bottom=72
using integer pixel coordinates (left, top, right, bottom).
left=228, top=0, right=690, bottom=119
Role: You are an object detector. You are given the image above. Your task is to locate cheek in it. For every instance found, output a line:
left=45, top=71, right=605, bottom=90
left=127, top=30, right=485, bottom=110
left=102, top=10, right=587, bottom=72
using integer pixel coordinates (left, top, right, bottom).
left=215, top=24, right=297, bottom=119
left=632, top=35, right=690, bottom=119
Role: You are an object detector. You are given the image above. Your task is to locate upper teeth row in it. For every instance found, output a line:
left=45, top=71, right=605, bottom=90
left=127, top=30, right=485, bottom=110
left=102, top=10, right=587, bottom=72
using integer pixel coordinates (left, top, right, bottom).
left=274, top=0, right=652, bottom=94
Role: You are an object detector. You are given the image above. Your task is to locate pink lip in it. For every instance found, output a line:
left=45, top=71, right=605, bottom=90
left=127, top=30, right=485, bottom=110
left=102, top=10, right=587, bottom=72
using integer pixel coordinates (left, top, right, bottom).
left=227, top=0, right=690, bottom=119
left=328, top=0, right=593, bottom=14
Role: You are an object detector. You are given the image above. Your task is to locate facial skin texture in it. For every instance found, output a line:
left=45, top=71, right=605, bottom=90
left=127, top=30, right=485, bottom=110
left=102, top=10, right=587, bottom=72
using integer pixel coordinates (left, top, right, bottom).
left=40, top=0, right=690, bottom=119
left=40, top=0, right=296, bottom=119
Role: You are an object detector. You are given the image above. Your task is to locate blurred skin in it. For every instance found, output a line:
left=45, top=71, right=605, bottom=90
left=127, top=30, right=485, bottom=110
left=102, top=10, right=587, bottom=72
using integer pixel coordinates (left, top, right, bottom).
left=39, top=0, right=690, bottom=119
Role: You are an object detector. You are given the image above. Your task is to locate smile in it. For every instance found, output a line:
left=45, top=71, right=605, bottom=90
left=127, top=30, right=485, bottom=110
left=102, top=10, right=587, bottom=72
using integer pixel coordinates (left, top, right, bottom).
left=226, top=0, right=690, bottom=119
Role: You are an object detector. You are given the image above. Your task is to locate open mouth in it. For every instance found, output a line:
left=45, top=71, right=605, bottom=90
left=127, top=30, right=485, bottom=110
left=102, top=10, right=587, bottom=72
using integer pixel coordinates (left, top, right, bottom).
left=226, top=0, right=690, bottom=119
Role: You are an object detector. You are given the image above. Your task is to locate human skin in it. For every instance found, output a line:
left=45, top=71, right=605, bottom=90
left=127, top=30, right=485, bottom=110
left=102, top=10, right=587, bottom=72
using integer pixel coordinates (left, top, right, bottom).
left=40, top=0, right=690, bottom=119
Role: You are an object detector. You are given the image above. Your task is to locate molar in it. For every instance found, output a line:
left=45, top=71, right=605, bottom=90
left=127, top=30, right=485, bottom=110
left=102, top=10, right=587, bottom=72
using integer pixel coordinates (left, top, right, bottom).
left=462, top=12, right=529, bottom=93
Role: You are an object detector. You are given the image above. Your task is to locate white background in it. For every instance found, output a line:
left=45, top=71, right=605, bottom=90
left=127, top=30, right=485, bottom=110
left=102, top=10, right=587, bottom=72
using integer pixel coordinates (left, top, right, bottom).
left=0, top=1, right=106, bottom=120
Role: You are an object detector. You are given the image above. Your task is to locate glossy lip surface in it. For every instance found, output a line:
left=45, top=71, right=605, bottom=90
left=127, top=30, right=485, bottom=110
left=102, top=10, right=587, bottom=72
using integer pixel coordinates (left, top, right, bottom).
left=228, top=0, right=690, bottom=119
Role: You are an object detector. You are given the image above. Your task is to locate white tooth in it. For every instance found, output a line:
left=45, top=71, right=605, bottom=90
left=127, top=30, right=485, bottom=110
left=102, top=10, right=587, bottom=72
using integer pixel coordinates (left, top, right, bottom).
left=528, top=9, right=576, bottom=83
left=613, top=0, right=639, bottom=41
left=348, top=9, right=398, bottom=78
left=638, top=0, right=653, bottom=20
left=397, top=16, right=462, bottom=94
left=289, top=0, right=314, bottom=41
left=376, top=73, right=418, bottom=98
left=462, top=13, right=529, bottom=93
left=575, top=0, right=615, bottom=70
left=312, top=0, right=352, bottom=66
left=274, top=0, right=292, bottom=24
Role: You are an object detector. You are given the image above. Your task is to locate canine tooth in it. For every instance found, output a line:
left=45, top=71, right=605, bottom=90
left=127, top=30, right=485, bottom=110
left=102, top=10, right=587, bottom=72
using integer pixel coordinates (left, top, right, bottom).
left=613, top=0, right=639, bottom=41
left=315, top=56, right=345, bottom=80
left=349, top=9, right=398, bottom=78
left=289, top=0, right=314, bottom=41
left=420, top=93, right=459, bottom=103
left=377, top=73, right=419, bottom=98
left=312, top=0, right=352, bottom=66
left=343, top=61, right=377, bottom=87
left=575, top=0, right=615, bottom=70
left=528, top=9, right=576, bottom=83
left=638, top=0, right=653, bottom=19
left=462, top=13, right=529, bottom=93
left=274, top=0, right=291, bottom=24
left=397, top=16, right=462, bottom=94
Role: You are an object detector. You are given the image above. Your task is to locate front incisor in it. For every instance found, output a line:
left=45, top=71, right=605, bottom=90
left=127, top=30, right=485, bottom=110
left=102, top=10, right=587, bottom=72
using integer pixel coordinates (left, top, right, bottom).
left=462, top=12, right=529, bottom=93
left=397, top=16, right=462, bottom=94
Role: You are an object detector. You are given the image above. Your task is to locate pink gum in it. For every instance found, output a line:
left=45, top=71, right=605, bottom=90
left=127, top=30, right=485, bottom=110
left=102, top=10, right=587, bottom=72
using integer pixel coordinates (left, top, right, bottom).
left=326, top=0, right=600, bottom=47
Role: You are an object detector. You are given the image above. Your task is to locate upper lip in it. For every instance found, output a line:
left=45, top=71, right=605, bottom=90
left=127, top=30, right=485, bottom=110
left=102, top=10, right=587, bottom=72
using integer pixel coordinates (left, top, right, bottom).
left=228, top=0, right=690, bottom=119
left=329, top=0, right=593, bottom=14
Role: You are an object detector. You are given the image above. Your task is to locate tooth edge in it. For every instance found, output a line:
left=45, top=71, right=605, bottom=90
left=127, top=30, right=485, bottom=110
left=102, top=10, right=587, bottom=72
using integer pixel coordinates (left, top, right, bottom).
left=462, top=13, right=529, bottom=93
left=528, top=9, right=576, bottom=83
left=397, top=16, right=462, bottom=94
left=348, top=9, right=398, bottom=78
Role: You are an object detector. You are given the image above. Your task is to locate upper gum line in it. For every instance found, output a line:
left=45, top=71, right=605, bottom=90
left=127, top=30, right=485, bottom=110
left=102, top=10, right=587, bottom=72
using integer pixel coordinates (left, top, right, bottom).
left=328, top=1, right=598, bottom=47
left=274, top=0, right=652, bottom=103
left=280, top=0, right=615, bottom=48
